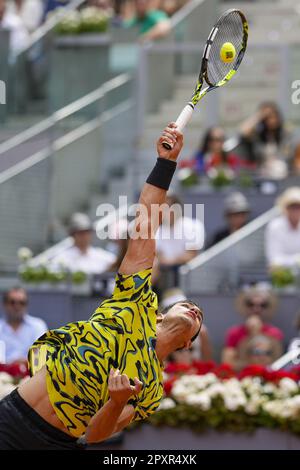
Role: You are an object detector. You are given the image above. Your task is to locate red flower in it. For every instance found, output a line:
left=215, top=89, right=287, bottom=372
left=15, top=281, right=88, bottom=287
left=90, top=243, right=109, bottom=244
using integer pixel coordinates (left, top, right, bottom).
left=164, top=376, right=178, bottom=396
left=0, top=362, right=29, bottom=378
left=192, top=361, right=216, bottom=375
left=164, top=363, right=191, bottom=375
left=213, top=363, right=236, bottom=379
left=239, top=365, right=299, bottom=383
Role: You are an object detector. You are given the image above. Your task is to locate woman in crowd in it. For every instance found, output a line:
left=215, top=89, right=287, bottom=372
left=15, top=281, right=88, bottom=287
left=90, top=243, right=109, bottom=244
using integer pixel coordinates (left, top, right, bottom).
left=240, top=102, right=296, bottom=179
left=188, top=127, right=243, bottom=175
left=222, top=286, right=283, bottom=371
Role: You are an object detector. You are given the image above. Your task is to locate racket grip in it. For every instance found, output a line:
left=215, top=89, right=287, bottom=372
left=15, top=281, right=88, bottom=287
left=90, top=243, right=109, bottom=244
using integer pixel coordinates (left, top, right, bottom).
left=162, top=104, right=194, bottom=150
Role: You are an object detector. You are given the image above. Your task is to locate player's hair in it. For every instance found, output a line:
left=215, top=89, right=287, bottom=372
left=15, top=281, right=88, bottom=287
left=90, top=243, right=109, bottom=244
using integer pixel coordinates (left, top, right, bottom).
left=161, top=300, right=203, bottom=343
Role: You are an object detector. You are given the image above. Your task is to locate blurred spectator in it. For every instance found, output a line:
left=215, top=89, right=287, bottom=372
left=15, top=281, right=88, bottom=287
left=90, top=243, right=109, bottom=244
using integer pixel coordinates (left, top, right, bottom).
left=7, top=0, right=43, bottom=33
left=222, top=286, right=283, bottom=370
left=240, top=102, right=295, bottom=180
left=0, top=287, right=47, bottom=364
left=43, top=0, right=70, bottom=19
left=161, top=287, right=213, bottom=362
left=237, top=334, right=282, bottom=369
left=156, top=194, right=204, bottom=267
left=52, top=212, right=116, bottom=274
left=0, top=0, right=29, bottom=61
left=190, top=127, right=243, bottom=175
left=125, top=0, right=171, bottom=41
left=160, top=0, right=187, bottom=16
left=294, top=143, right=300, bottom=174
left=87, top=0, right=113, bottom=13
left=208, top=192, right=251, bottom=247
left=265, top=187, right=300, bottom=268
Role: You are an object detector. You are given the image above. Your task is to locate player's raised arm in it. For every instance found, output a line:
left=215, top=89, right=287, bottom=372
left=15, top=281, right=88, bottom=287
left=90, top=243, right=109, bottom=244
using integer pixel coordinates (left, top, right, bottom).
left=119, top=123, right=183, bottom=275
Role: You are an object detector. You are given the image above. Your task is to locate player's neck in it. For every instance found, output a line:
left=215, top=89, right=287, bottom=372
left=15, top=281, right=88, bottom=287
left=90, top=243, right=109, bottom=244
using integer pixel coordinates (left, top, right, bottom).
left=155, top=326, right=177, bottom=362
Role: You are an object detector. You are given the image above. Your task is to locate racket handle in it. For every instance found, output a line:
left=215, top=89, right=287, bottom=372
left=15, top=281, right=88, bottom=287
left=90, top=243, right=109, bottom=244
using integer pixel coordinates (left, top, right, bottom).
left=162, top=104, right=194, bottom=150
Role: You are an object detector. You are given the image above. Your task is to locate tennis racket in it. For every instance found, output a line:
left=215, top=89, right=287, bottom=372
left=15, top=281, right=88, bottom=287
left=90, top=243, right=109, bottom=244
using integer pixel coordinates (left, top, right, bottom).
left=163, top=9, right=248, bottom=149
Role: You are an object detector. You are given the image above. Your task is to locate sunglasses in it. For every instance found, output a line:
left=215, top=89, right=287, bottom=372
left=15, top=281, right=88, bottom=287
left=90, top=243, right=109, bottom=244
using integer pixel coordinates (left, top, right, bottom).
left=245, top=300, right=269, bottom=309
left=250, top=348, right=273, bottom=357
left=208, top=136, right=225, bottom=142
left=7, top=299, right=27, bottom=306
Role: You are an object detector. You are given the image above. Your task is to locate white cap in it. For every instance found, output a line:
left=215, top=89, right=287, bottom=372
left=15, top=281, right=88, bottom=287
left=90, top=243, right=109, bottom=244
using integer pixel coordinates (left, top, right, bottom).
left=69, top=213, right=93, bottom=234
left=224, top=192, right=250, bottom=214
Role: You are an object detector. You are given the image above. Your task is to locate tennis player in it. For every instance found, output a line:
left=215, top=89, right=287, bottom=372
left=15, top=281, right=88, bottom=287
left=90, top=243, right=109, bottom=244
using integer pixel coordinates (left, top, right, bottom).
left=0, top=123, right=203, bottom=450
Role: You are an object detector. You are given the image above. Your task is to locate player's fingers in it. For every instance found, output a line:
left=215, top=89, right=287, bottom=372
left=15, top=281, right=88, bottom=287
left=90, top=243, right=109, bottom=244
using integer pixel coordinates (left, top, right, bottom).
left=162, top=130, right=177, bottom=143
left=172, top=129, right=183, bottom=140
left=132, top=378, right=143, bottom=394
left=167, top=122, right=177, bottom=129
left=120, top=374, right=130, bottom=388
left=115, top=374, right=123, bottom=389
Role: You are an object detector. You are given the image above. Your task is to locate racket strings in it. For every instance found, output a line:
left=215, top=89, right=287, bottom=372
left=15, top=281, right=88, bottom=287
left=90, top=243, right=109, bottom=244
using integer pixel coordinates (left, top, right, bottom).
left=206, top=11, right=244, bottom=86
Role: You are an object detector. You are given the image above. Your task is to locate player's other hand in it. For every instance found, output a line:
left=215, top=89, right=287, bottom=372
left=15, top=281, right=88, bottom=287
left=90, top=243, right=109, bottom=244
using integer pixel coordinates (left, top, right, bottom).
left=108, top=368, right=143, bottom=405
left=157, top=122, right=184, bottom=162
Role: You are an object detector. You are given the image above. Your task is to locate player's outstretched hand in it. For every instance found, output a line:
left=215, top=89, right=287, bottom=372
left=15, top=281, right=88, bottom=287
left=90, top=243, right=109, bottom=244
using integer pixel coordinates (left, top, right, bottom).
left=108, top=368, right=143, bottom=405
left=157, top=122, right=184, bottom=162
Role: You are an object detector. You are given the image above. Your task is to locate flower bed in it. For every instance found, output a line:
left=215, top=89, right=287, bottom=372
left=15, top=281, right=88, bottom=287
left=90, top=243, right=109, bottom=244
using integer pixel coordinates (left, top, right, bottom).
left=0, top=363, right=29, bottom=400
left=147, top=362, right=300, bottom=435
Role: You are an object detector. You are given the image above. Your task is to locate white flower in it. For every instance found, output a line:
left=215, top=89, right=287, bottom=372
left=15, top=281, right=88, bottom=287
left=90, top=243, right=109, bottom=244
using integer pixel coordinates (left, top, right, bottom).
left=262, top=383, right=277, bottom=395
left=186, top=392, right=211, bottom=410
left=224, top=393, right=247, bottom=411
left=157, top=398, right=176, bottom=410
left=0, top=372, right=14, bottom=384
left=224, top=396, right=240, bottom=411
left=172, top=383, right=189, bottom=402
left=17, top=247, right=33, bottom=262
left=279, top=378, right=299, bottom=395
left=245, top=400, right=260, bottom=415
left=206, top=382, right=226, bottom=398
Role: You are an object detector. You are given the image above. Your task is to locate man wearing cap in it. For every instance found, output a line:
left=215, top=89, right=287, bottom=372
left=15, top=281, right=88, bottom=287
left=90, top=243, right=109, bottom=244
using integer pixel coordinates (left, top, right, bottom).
left=208, top=192, right=251, bottom=247
left=52, top=212, right=116, bottom=275
left=265, top=187, right=300, bottom=268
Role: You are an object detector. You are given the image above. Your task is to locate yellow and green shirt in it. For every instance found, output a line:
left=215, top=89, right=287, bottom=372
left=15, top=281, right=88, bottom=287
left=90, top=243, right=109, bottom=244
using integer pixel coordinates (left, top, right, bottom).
left=28, top=269, right=163, bottom=438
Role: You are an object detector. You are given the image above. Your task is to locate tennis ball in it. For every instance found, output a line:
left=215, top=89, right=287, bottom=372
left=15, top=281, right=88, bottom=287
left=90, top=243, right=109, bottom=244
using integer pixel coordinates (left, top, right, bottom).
left=220, top=42, right=236, bottom=63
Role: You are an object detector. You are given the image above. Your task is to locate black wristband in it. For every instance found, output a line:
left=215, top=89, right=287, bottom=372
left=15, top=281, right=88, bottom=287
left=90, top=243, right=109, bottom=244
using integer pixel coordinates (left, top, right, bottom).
left=146, top=158, right=177, bottom=190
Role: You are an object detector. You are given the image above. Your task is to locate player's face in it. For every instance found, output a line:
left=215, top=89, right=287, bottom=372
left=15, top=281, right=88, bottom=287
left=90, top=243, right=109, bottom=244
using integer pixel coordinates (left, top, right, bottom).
left=164, top=301, right=202, bottom=347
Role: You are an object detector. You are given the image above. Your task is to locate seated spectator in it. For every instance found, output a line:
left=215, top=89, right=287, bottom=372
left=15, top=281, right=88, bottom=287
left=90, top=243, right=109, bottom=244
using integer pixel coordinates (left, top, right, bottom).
left=43, top=0, right=70, bottom=20
left=265, top=187, right=300, bottom=268
left=294, top=143, right=300, bottom=174
left=0, top=0, right=30, bottom=61
left=52, top=212, right=116, bottom=275
left=156, top=194, right=204, bottom=267
left=160, top=0, right=187, bottom=16
left=0, top=287, right=47, bottom=364
left=240, top=102, right=295, bottom=180
left=208, top=192, right=251, bottom=247
left=188, top=127, right=243, bottom=175
left=222, top=286, right=283, bottom=371
left=161, top=288, right=213, bottom=363
left=125, top=0, right=171, bottom=41
left=7, top=0, right=43, bottom=33
left=238, top=334, right=282, bottom=369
